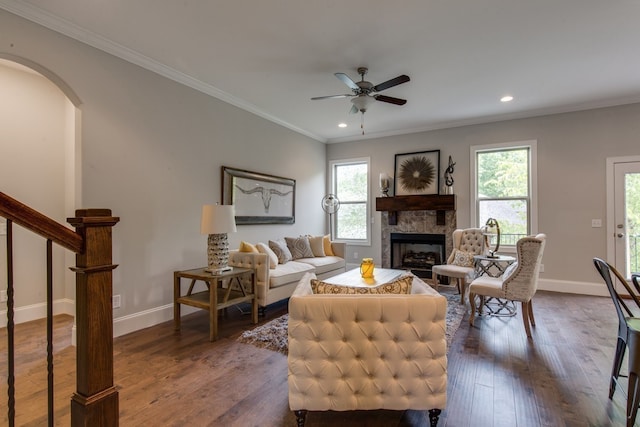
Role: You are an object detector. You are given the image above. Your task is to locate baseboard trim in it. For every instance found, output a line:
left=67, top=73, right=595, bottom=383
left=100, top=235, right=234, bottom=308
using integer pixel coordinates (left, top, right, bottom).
left=113, top=304, right=199, bottom=338
left=1, top=278, right=606, bottom=336
left=0, top=298, right=74, bottom=328
left=538, top=278, right=607, bottom=297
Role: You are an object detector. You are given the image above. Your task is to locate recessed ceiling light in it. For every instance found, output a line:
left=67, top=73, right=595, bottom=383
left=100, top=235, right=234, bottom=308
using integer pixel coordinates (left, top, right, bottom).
left=500, top=95, right=514, bottom=103
left=338, top=123, right=347, bottom=128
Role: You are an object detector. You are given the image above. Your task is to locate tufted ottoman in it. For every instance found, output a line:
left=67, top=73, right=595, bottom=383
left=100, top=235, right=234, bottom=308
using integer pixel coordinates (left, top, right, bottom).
left=287, top=272, right=447, bottom=426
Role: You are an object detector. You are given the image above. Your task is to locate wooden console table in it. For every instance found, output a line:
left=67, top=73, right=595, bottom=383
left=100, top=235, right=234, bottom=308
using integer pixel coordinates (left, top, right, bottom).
left=174, top=267, right=257, bottom=341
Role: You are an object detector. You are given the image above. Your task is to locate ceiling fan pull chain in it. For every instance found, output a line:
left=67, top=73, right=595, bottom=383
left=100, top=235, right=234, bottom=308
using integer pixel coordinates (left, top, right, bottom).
left=361, top=113, right=365, bottom=135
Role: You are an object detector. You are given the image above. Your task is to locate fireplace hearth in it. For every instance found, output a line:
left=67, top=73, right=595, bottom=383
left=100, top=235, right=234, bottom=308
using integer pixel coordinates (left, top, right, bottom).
left=390, top=233, right=446, bottom=279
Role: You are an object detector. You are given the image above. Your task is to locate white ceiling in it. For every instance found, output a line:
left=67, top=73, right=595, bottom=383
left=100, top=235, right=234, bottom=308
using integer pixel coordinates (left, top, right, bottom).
left=3, top=0, right=640, bottom=143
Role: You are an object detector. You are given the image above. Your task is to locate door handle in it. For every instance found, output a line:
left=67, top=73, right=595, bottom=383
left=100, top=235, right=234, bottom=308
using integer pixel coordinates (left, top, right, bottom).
left=617, top=233, right=625, bottom=238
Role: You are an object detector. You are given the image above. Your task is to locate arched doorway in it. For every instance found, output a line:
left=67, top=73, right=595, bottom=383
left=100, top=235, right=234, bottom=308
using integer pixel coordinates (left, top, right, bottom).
left=0, top=54, right=81, bottom=330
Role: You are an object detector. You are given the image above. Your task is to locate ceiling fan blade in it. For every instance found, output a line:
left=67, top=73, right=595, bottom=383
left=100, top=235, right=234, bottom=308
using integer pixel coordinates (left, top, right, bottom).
left=335, top=73, right=359, bottom=90
left=349, top=104, right=359, bottom=114
left=373, top=75, right=410, bottom=92
left=375, top=95, right=407, bottom=105
left=311, top=94, right=352, bottom=100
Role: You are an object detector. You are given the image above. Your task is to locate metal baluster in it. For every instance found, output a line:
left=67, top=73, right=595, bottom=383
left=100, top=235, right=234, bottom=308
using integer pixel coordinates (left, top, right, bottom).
left=46, top=239, right=54, bottom=427
left=6, top=219, right=15, bottom=427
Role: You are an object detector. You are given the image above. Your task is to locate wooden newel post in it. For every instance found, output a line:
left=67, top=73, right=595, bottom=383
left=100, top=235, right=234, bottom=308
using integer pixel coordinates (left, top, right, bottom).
left=68, top=209, right=120, bottom=427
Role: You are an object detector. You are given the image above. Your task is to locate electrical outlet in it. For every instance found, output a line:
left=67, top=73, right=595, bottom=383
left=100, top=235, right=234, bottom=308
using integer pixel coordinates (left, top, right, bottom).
left=353, top=252, right=359, bottom=259
left=112, top=294, right=121, bottom=309
left=0, top=219, right=6, bottom=236
left=591, top=219, right=602, bottom=228
left=540, top=264, right=545, bottom=273
left=0, top=290, right=7, bottom=302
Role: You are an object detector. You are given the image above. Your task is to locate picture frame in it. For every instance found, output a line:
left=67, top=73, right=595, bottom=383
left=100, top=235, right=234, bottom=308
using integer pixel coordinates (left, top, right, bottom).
left=394, top=150, right=440, bottom=196
left=222, top=166, right=295, bottom=224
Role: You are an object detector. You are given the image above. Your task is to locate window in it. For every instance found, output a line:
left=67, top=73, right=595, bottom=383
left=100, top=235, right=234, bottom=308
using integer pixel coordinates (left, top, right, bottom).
left=329, top=158, right=370, bottom=244
left=471, top=141, right=537, bottom=247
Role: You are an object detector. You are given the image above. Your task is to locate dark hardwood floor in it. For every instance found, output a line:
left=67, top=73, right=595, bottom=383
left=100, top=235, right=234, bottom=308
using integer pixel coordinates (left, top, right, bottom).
left=0, top=290, right=634, bottom=426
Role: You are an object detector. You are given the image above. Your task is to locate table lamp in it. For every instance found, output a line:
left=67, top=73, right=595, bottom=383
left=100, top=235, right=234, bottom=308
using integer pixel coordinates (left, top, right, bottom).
left=201, top=204, right=237, bottom=273
left=483, top=217, right=501, bottom=258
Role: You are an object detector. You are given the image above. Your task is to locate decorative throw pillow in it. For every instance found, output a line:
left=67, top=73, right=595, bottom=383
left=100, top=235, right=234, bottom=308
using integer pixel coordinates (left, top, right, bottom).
left=322, top=234, right=335, bottom=256
left=451, top=249, right=475, bottom=267
left=308, top=235, right=326, bottom=257
left=502, top=261, right=519, bottom=281
left=239, top=241, right=258, bottom=253
left=285, top=236, right=315, bottom=259
left=269, top=239, right=292, bottom=264
left=310, top=275, right=413, bottom=295
left=256, top=242, right=278, bottom=269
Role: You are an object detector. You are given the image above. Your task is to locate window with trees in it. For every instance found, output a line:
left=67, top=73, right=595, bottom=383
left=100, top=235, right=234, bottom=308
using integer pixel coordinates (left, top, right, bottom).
left=330, top=158, right=370, bottom=244
left=471, top=141, right=537, bottom=247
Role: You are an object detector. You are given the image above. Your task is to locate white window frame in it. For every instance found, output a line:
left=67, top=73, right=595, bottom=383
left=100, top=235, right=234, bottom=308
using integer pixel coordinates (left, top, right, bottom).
left=329, top=157, right=371, bottom=246
left=470, top=140, right=538, bottom=251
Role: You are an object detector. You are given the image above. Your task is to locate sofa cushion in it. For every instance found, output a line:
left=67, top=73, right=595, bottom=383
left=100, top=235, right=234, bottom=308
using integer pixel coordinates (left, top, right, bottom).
left=256, top=242, right=278, bottom=269
left=296, top=256, right=346, bottom=275
left=285, top=236, right=314, bottom=259
left=269, top=239, right=292, bottom=264
left=239, top=241, right=259, bottom=253
left=269, top=261, right=315, bottom=288
left=308, top=235, right=325, bottom=257
left=451, top=249, right=475, bottom=267
left=310, top=274, right=413, bottom=294
left=322, top=235, right=335, bottom=256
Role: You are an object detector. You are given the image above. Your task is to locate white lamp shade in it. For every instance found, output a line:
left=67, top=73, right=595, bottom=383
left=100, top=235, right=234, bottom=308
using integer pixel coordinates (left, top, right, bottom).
left=200, top=204, right=237, bottom=234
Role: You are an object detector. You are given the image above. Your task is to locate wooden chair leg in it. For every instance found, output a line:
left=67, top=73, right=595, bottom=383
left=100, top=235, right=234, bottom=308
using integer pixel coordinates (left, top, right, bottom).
left=527, top=299, right=536, bottom=326
left=428, top=408, right=442, bottom=427
left=294, top=410, right=307, bottom=427
left=469, top=292, right=477, bottom=326
left=433, top=274, right=440, bottom=290
left=458, top=278, right=465, bottom=304
left=521, top=301, right=532, bottom=338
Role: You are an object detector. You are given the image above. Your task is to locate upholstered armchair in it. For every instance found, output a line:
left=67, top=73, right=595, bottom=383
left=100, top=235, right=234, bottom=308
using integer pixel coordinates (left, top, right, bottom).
left=288, top=272, right=447, bottom=426
left=468, top=234, right=546, bottom=338
left=432, top=228, right=486, bottom=303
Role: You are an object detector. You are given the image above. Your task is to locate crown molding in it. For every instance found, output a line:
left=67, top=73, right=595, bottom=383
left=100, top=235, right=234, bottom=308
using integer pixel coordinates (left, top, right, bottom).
left=0, top=1, right=326, bottom=143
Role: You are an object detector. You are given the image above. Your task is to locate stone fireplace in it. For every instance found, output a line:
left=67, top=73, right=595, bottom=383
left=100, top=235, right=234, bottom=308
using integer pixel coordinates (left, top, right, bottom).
left=377, top=195, right=457, bottom=276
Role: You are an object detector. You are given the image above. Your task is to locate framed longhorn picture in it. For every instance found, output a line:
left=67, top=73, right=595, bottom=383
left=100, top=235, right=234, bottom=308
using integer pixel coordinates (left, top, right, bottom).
left=222, top=166, right=295, bottom=224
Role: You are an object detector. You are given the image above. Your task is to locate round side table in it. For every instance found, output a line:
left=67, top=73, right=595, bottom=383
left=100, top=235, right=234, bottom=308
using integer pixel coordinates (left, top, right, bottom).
left=473, top=254, right=517, bottom=316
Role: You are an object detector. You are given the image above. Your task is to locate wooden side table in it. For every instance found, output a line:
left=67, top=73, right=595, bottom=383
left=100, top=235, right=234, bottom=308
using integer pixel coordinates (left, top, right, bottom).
left=174, top=267, right=257, bottom=341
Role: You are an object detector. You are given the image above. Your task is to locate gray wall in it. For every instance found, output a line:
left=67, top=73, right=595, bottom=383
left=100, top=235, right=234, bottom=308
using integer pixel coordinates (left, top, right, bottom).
left=1, top=10, right=326, bottom=334
left=327, top=104, right=640, bottom=289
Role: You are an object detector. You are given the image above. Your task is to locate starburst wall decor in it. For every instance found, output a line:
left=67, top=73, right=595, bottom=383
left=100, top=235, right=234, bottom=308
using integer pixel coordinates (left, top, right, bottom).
left=394, top=150, right=440, bottom=196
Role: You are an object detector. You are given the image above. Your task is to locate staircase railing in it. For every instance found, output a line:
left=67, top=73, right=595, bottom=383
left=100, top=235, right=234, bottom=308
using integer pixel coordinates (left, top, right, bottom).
left=0, top=191, right=119, bottom=426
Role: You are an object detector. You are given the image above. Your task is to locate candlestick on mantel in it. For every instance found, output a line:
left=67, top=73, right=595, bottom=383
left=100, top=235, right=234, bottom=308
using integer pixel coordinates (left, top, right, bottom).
left=379, top=173, right=390, bottom=197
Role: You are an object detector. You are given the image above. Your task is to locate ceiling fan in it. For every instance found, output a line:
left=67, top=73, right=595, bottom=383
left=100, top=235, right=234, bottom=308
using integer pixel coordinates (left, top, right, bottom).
left=311, top=67, right=410, bottom=114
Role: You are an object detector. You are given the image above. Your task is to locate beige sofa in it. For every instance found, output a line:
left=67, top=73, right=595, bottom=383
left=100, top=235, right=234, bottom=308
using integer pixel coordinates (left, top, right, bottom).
left=228, top=242, right=345, bottom=309
left=288, top=272, right=447, bottom=426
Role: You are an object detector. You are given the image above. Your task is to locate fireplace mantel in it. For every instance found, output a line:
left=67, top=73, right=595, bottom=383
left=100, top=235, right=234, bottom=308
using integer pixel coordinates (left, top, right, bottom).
left=376, top=195, right=455, bottom=225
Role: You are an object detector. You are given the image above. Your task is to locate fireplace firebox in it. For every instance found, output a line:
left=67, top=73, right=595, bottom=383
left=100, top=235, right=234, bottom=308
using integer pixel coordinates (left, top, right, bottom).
left=390, top=233, right=446, bottom=279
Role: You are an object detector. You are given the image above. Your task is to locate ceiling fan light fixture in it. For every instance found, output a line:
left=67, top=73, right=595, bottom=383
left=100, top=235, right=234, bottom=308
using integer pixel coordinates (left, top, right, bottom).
left=351, top=95, right=374, bottom=112
left=500, top=95, right=514, bottom=103
left=338, top=123, right=347, bottom=128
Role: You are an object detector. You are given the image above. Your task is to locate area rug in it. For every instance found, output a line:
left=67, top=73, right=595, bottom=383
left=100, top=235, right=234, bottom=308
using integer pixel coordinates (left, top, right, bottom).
left=237, top=289, right=466, bottom=355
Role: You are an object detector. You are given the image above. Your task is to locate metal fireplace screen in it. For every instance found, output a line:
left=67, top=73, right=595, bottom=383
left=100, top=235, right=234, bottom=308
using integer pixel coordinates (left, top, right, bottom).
left=390, top=233, right=446, bottom=278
